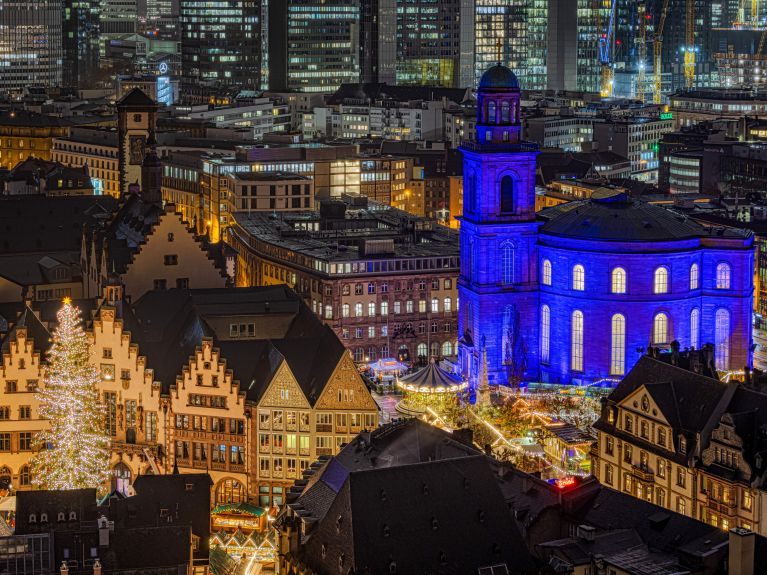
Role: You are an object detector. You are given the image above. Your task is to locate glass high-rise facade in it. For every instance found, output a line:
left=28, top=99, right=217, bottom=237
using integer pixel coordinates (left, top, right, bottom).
left=63, top=0, right=101, bottom=89
left=474, top=0, right=546, bottom=90
left=180, top=0, right=260, bottom=87
left=0, top=1, right=63, bottom=94
left=286, top=0, right=360, bottom=92
left=395, top=0, right=474, bottom=88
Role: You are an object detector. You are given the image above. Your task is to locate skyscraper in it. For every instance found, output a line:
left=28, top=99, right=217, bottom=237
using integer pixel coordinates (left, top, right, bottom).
left=0, top=1, right=63, bottom=94
left=180, top=0, right=260, bottom=87
left=474, top=0, right=547, bottom=91
left=284, top=0, right=360, bottom=92
left=547, top=0, right=610, bottom=93
left=394, top=0, right=474, bottom=87
left=63, top=0, right=101, bottom=89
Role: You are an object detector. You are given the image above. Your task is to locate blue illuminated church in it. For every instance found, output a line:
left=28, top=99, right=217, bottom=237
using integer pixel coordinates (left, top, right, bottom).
left=458, top=64, right=755, bottom=387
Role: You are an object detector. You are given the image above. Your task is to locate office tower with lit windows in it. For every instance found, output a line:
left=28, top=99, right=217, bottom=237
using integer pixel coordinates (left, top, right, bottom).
left=359, top=0, right=396, bottom=84
left=180, top=0, right=260, bottom=87
left=285, top=0, right=361, bottom=92
left=145, top=0, right=179, bottom=40
left=547, top=0, right=610, bottom=93
left=474, top=0, right=547, bottom=91
left=394, top=0, right=474, bottom=88
left=63, top=0, right=101, bottom=89
left=0, top=1, right=63, bottom=94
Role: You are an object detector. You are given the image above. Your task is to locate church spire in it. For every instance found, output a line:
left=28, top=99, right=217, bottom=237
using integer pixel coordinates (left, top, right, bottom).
left=477, top=338, right=490, bottom=406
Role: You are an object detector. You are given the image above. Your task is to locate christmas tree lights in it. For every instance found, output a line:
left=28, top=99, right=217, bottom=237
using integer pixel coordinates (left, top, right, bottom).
left=31, top=299, right=110, bottom=490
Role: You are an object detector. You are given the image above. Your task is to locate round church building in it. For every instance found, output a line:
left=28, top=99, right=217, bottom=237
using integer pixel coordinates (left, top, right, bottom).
left=457, top=64, right=754, bottom=388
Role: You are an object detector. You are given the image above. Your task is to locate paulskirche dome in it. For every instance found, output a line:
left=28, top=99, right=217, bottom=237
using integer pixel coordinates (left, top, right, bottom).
left=478, top=63, right=520, bottom=90
left=538, top=189, right=750, bottom=242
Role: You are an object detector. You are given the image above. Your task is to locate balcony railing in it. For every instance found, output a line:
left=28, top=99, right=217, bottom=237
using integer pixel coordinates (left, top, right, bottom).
left=632, top=464, right=655, bottom=482
left=316, top=447, right=333, bottom=456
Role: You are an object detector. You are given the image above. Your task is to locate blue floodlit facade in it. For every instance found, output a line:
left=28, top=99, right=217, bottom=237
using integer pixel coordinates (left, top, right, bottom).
left=458, top=64, right=755, bottom=387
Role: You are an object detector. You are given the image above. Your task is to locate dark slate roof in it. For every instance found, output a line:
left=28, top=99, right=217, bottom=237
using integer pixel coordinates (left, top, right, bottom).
left=0, top=252, right=80, bottom=286
left=117, top=88, right=157, bottom=108
left=14, top=489, right=98, bottom=534
left=0, top=110, right=70, bottom=128
left=0, top=306, right=51, bottom=355
left=567, top=484, right=729, bottom=562
left=538, top=191, right=751, bottom=242
left=479, top=63, right=520, bottom=90
left=130, top=286, right=346, bottom=402
left=100, top=525, right=192, bottom=571
left=110, top=473, right=212, bottom=557
left=327, top=83, right=470, bottom=106
left=0, top=195, right=118, bottom=254
left=347, top=457, right=534, bottom=574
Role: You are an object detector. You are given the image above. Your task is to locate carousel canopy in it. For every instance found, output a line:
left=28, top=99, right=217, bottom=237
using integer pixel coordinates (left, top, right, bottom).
left=211, top=502, right=266, bottom=517
left=397, top=360, right=467, bottom=393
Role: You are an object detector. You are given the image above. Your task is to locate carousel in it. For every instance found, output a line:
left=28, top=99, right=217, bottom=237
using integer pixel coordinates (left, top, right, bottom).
left=395, top=359, right=468, bottom=418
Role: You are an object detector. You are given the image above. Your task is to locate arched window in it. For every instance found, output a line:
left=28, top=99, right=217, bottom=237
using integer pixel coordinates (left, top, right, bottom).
left=501, top=241, right=514, bottom=284
left=653, top=267, right=668, bottom=294
left=716, top=263, right=731, bottom=289
left=500, top=176, right=514, bottom=213
left=354, top=348, right=365, bottom=362
left=500, top=101, right=510, bottom=123
left=0, top=466, right=10, bottom=490
left=611, top=267, right=627, bottom=294
left=541, top=305, right=551, bottom=364
left=572, top=265, right=585, bottom=291
left=610, top=314, right=626, bottom=376
left=690, top=308, right=700, bottom=349
left=466, top=172, right=475, bottom=214
left=690, top=263, right=699, bottom=290
left=342, top=303, right=350, bottom=318
left=653, top=313, right=668, bottom=345
left=487, top=100, right=496, bottom=124
left=430, top=342, right=440, bottom=357
left=715, top=308, right=730, bottom=371
left=397, top=344, right=409, bottom=362
left=112, top=463, right=132, bottom=496
left=19, top=465, right=30, bottom=487
left=442, top=341, right=453, bottom=356
left=431, top=298, right=439, bottom=312
left=571, top=310, right=584, bottom=372
left=216, top=478, right=246, bottom=504
left=416, top=343, right=428, bottom=359
left=542, top=259, right=552, bottom=286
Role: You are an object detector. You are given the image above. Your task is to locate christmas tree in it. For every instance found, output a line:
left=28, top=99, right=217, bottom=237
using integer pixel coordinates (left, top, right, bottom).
left=31, top=299, right=110, bottom=490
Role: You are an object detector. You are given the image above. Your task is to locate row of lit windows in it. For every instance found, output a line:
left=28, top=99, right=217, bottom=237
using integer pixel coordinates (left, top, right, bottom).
left=541, top=260, right=731, bottom=293
left=540, top=307, right=731, bottom=374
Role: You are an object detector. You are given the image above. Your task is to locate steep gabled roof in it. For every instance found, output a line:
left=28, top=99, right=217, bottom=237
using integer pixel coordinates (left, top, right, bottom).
left=117, top=88, right=157, bottom=108
left=1, top=306, right=51, bottom=355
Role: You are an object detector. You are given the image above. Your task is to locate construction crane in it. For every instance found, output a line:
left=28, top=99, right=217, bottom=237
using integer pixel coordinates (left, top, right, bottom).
left=683, top=0, right=696, bottom=88
left=636, top=3, right=648, bottom=102
left=653, top=0, right=671, bottom=104
left=598, top=0, right=617, bottom=97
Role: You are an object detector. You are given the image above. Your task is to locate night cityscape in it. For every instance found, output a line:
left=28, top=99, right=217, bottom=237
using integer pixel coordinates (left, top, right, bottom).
left=2, top=1, right=767, bottom=574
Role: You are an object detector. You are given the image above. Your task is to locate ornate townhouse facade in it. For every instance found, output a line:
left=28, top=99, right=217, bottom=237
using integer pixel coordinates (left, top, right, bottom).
left=0, top=286, right=378, bottom=510
left=593, top=351, right=767, bottom=536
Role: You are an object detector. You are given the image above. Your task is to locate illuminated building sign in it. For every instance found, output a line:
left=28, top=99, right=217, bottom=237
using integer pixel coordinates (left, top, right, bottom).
left=660, top=112, right=673, bottom=120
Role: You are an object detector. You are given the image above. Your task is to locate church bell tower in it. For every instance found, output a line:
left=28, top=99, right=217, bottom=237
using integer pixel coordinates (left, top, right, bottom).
left=458, top=64, right=540, bottom=389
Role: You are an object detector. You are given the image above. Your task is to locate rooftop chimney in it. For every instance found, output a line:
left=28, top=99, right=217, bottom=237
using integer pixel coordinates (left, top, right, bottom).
left=729, top=527, right=755, bottom=575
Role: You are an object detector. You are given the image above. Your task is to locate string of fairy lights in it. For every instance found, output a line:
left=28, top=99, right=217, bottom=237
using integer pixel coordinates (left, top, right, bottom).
left=30, top=299, right=111, bottom=491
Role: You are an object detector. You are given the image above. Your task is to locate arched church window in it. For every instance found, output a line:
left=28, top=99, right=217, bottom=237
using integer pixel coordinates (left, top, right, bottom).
left=500, top=101, right=510, bottom=123
left=610, top=314, right=626, bottom=376
left=653, top=267, right=668, bottom=294
left=690, top=308, right=700, bottom=349
left=487, top=101, right=496, bottom=124
left=500, top=176, right=514, bottom=213
left=540, top=305, right=550, bottom=364
left=571, top=310, right=584, bottom=372
left=653, top=313, right=668, bottom=345
left=690, top=263, right=699, bottom=290
left=716, top=263, right=731, bottom=289
left=500, top=241, right=515, bottom=285
left=572, top=265, right=585, bottom=291
left=112, top=463, right=131, bottom=496
left=715, top=308, right=730, bottom=371
left=542, top=259, right=552, bottom=286
left=611, top=267, right=626, bottom=294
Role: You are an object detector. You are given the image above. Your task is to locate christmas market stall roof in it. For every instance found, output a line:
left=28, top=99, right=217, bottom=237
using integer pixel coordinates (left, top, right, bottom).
left=396, top=359, right=467, bottom=393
